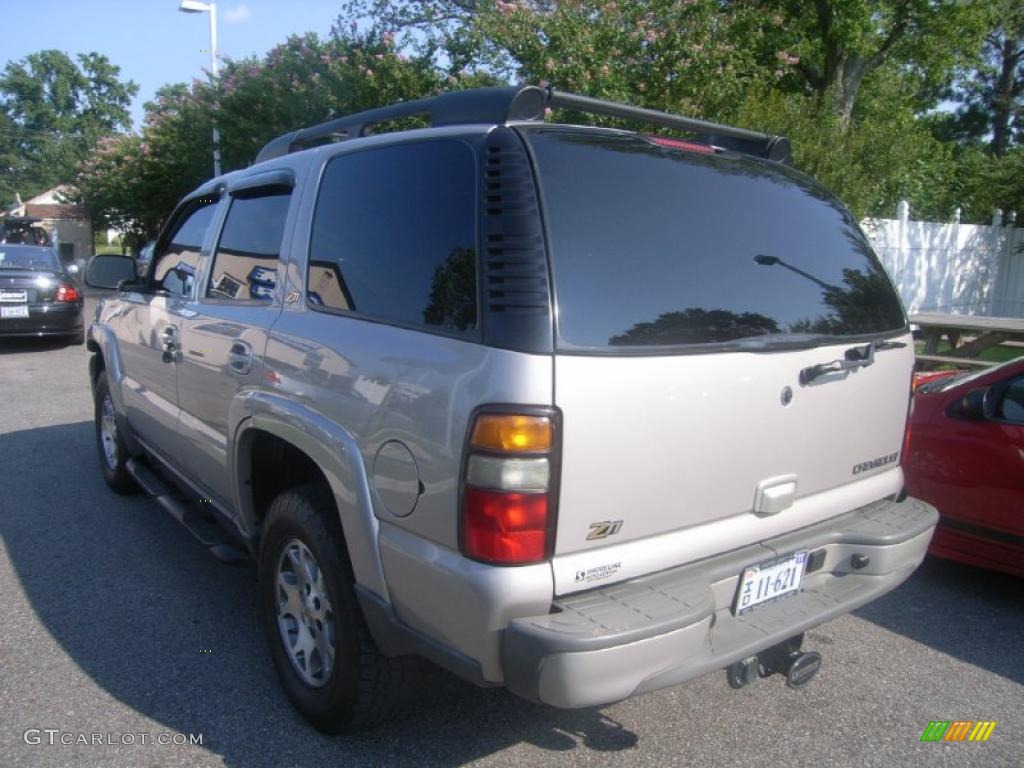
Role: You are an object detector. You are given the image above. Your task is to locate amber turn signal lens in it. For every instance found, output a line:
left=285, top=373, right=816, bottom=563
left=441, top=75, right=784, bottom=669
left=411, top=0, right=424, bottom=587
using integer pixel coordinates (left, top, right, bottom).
left=471, top=414, right=552, bottom=453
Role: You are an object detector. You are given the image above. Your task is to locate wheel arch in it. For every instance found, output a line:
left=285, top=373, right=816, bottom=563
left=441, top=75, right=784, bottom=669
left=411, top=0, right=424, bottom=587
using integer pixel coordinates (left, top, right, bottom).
left=88, top=323, right=141, bottom=455
left=232, top=392, right=389, bottom=603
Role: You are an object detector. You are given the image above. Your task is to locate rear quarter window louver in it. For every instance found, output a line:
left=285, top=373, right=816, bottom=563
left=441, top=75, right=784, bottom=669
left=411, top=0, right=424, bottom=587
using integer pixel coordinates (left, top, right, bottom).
left=481, top=132, right=550, bottom=317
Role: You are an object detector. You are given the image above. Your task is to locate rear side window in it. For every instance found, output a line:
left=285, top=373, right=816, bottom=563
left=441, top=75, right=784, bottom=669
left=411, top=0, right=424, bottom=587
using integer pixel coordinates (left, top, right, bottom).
left=153, top=198, right=219, bottom=296
left=207, top=189, right=290, bottom=301
left=526, top=129, right=906, bottom=351
left=308, top=140, right=478, bottom=335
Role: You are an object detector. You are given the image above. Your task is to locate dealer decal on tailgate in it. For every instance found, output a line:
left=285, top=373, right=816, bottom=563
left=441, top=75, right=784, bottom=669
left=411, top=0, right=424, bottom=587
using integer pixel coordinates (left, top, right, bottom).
left=574, top=562, right=622, bottom=583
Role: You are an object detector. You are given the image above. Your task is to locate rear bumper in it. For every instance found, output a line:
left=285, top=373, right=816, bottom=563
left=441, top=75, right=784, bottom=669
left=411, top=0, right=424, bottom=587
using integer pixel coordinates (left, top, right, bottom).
left=0, top=303, right=83, bottom=337
left=928, top=520, right=1024, bottom=578
left=503, top=496, right=938, bottom=708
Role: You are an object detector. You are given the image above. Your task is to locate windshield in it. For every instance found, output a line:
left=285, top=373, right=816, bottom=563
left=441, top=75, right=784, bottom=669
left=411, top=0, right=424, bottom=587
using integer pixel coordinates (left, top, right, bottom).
left=526, top=128, right=907, bottom=352
left=917, top=363, right=1009, bottom=394
left=0, top=245, right=60, bottom=271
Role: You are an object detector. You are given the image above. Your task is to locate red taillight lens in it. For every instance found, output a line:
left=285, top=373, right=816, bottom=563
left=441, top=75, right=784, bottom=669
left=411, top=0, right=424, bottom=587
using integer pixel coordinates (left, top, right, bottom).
left=463, top=488, right=549, bottom=565
left=460, top=408, right=559, bottom=565
left=55, top=283, right=79, bottom=302
left=901, top=375, right=915, bottom=466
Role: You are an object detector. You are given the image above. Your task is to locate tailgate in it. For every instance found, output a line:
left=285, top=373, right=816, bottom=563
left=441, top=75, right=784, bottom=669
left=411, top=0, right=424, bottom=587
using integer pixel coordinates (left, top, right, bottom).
left=522, top=126, right=913, bottom=591
left=553, top=337, right=913, bottom=557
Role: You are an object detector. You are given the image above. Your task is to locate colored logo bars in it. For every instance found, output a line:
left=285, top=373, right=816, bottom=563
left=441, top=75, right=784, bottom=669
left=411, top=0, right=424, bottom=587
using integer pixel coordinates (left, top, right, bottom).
left=920, top=721, right=997, bottom=742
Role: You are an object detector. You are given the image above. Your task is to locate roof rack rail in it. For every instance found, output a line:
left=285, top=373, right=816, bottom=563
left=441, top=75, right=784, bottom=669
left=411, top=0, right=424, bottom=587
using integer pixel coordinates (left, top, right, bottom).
left=253, top=85, right=791, bottom=165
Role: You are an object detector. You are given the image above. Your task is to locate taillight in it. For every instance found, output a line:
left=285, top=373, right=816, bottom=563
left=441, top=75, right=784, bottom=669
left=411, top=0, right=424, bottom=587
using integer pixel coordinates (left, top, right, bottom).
left=901, top=373, right=915, bottom=466
left=460, top=409, right=560, bottom=565
left=55, top=283, right=80, bottom=303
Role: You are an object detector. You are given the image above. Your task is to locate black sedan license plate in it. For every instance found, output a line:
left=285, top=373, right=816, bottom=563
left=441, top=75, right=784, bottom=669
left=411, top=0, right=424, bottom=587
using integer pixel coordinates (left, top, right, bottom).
left=1, top=304, right=29, bottom=319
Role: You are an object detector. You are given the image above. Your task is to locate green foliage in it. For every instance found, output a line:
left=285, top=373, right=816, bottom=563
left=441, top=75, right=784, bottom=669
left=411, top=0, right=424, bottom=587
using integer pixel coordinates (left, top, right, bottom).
left=748, top=0, right=990, bottom=121
left=76, top=30, right=475, bottom=243
left=339, top=0, right=979, bottom=217
left=206, top=30, right=445, bottom=170
left=69, top=0, right=1023, bottom=239
left=473, top=0, right=768, bottom=119
left=0, top=50, right=137, bottom=203
left=947, top=146, right=1024, bottom=223
left=734, top=71, right=958, bottom=219
left=943, top=0, right=1023, bottom=156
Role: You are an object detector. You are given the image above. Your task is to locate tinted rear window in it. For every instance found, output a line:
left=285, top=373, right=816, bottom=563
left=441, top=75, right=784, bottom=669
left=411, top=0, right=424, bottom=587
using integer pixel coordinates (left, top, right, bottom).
left=0, top=246, right=59, bottom=271
left=527, top=129, right=906, bottom=351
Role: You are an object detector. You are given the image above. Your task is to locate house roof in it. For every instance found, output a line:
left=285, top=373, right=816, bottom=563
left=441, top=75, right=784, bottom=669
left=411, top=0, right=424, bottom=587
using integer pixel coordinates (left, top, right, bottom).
left=23, top=184, right=76, bottom=206
left=24, top=203, right=88, bottom=221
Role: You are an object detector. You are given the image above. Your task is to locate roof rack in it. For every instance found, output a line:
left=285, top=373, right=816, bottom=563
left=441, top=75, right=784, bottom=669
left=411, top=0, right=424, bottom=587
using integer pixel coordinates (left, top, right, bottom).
left=253, top=85, right=791, bottom=165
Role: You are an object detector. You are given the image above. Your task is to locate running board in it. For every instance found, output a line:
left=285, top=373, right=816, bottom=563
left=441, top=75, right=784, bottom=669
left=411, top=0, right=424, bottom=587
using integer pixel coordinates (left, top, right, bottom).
left=126, top=458, right=248, bottom=566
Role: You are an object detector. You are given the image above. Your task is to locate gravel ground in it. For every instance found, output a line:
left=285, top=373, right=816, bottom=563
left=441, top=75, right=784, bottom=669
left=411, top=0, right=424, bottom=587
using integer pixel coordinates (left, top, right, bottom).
left=1, top=295, right=1021, bottom=767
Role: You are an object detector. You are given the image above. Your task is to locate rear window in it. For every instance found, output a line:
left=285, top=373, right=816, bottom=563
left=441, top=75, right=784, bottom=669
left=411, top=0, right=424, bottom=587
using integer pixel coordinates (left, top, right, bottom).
left=526, top=129, right=906, bottom=351
left=0, top=246, right=59, bottom=271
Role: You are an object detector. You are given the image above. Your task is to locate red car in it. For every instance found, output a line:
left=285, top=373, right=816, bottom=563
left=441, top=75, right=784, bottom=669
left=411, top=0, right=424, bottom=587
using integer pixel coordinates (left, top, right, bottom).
left=904, top=358, right=1024, bottom=577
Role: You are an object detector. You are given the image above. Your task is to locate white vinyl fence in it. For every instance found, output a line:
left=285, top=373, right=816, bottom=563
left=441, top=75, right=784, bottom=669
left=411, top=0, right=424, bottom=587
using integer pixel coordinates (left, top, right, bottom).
left=864, top=202, right=1024, bottom=319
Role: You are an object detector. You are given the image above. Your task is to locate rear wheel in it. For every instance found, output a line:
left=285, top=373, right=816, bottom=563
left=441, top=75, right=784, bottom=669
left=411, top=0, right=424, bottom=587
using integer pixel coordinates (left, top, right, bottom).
left=259, top=484, right=412, bottom=733
left=93, top=374, right=137, bottom=494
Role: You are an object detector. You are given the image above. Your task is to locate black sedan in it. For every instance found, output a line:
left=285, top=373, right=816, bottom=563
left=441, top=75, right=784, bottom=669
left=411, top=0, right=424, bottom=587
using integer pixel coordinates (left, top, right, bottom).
left=0, top=244, right=84, bottom=344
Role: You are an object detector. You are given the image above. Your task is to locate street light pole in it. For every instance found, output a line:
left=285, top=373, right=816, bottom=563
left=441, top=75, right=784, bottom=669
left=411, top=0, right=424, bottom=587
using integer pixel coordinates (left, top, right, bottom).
left=208, top=3, right=221, bottom=177
left=179, top=0, right=221, bottom=177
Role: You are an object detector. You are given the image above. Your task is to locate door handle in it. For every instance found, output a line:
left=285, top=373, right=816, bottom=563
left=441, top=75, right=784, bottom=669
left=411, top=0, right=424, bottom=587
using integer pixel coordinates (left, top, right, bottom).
left=161, top=325, right=178, bottom=364
left=229, top=341, right=253, bottom=375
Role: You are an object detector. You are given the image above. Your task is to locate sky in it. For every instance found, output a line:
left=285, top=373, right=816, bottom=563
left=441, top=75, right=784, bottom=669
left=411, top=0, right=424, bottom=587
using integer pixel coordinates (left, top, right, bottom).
left=2, top=0, right=347, bottom=130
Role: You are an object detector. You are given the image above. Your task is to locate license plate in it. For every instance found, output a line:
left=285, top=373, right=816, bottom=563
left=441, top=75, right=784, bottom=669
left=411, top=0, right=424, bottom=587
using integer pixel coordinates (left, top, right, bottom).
left=734, top=551, right=807, bottom=615
left=0, top=290, right=27, bottom=303
left=1, top=304, right=29, bottom=318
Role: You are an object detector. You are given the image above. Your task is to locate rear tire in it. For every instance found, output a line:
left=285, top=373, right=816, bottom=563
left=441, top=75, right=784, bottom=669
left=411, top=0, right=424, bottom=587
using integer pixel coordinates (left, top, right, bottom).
left=93, top=374, right=137, bottom=494
left=259, top=484, right=413, bottom=733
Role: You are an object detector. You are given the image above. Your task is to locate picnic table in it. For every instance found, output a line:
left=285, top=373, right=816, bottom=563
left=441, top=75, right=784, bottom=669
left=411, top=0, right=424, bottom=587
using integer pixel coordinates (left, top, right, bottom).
left=910, top=312, right=1024, bottom=369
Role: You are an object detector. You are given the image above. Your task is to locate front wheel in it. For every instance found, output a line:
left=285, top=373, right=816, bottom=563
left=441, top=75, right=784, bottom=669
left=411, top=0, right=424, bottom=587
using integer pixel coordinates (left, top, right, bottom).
left=93, top=374, right=137, bottom=494
left=259, top=484, right=412, bottom=733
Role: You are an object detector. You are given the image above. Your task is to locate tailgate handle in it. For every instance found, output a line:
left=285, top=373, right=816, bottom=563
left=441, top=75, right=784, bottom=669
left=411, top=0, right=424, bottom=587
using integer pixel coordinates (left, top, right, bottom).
left=799, top=339, right=907, bottom=385
left=754, top=475, right=798, bottom=516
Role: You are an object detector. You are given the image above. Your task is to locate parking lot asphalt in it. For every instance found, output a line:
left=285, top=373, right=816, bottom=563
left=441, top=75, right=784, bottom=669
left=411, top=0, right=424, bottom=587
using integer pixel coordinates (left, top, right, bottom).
left=1, top=294, right=1021, bottom=768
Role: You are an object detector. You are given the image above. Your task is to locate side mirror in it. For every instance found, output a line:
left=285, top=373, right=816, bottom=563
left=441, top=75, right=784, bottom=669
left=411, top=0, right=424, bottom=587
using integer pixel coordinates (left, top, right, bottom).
left=949, top=386, right=996, bottom=421
left=85, top=254, right=138, bottom=290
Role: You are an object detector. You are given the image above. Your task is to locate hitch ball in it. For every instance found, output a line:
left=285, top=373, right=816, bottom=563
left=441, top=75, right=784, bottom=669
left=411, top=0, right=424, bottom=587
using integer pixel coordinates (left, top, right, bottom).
left=752, top=635, right=823, bottom=689
left=784, top=650, right=822, bottom=688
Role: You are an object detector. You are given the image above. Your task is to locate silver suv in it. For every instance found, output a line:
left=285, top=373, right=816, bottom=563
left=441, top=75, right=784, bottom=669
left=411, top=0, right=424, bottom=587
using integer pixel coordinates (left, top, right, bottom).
left=85, top=86, right=938, bottom=733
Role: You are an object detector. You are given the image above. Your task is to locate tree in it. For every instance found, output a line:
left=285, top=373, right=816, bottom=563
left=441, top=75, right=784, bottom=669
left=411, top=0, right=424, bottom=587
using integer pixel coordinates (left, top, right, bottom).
left=944, top=1, right=1023, bottom=156
left=737, top=0, right=991, bottom=129
left=341, top=1, right=769, bottom=120
left=76, top=30, right=464, bottom=243
left=337, top=1, right=967, bottom=217
left=0, top=50, right=137, bottom=203
left=750, top=0, right=990, bottom=128
left=74, top=134, right=151, bottom=249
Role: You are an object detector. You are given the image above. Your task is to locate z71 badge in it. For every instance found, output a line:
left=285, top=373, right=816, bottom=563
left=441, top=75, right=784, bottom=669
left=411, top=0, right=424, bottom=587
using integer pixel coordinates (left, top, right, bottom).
left=587, top=520, right=623, bottom=540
